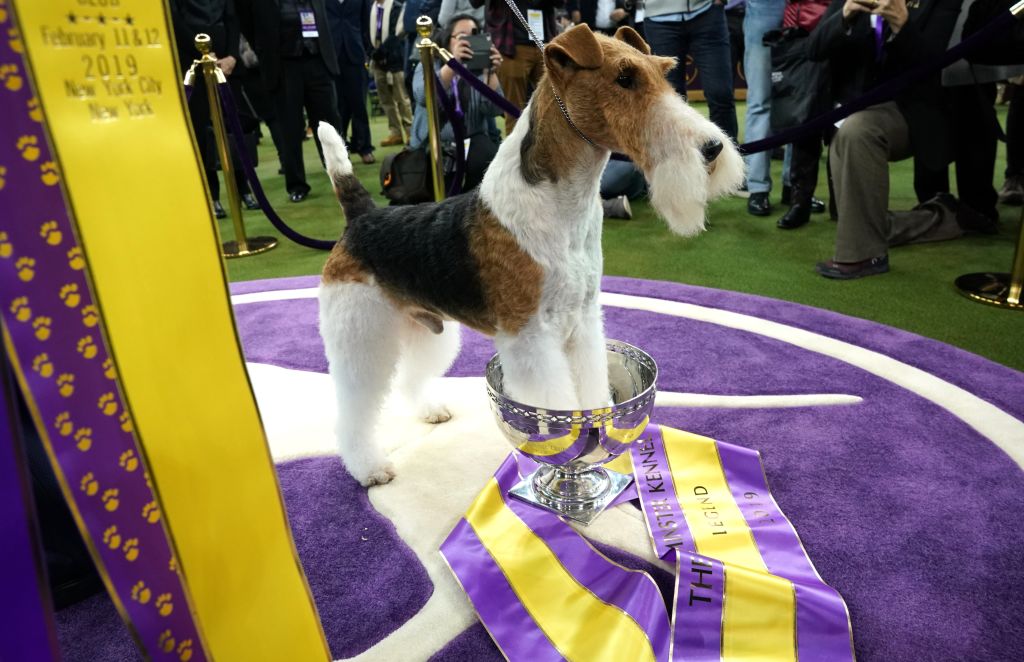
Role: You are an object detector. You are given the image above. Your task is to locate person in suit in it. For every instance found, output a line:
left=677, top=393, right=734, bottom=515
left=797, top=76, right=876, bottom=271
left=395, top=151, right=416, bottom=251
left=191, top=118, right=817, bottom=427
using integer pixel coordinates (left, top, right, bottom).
left=806, top=0, right=961, bottom=279
left=237, top=0, right=347, bottom=202
left=327, top=0, right=377, bottom=164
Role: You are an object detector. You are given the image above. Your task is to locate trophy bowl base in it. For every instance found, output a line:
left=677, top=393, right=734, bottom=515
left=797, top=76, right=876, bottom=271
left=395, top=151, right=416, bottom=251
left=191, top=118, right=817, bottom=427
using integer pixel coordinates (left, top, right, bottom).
left=508, top=464, right=634, bottom=526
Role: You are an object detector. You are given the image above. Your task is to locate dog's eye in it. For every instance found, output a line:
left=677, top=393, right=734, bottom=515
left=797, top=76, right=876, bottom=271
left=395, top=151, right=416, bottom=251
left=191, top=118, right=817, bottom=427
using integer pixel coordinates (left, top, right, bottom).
left=616, top=73, right=635, bottom=89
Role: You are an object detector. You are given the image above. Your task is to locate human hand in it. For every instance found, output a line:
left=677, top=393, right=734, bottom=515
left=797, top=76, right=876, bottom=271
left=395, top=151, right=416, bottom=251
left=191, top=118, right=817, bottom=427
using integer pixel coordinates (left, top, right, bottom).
left=489, top=45, right=502, bottom=70
left=610, top=8, right=627, bottom=22
left=216, top=55, right=237, bottom=76
left=868, top=0, right=909, bottom=32
left=452, top=38, right=474, bottom=62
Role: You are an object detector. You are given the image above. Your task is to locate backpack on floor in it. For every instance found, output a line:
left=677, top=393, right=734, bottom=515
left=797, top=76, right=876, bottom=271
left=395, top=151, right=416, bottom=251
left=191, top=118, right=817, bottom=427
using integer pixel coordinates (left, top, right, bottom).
left=380, top=147, right=434, bottom=205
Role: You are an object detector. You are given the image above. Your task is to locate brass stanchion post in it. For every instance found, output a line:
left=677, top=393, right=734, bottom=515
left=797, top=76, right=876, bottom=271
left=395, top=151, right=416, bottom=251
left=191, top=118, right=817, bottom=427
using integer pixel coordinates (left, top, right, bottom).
left=194, top=34, right=277, bottom=258
left=416, top=17, right=446, bottom=202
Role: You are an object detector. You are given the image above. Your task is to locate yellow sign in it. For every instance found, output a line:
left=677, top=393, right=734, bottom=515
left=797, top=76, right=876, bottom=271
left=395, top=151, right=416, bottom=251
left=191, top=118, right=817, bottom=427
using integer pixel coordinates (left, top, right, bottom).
left=11, top=0, right=329, bottom=658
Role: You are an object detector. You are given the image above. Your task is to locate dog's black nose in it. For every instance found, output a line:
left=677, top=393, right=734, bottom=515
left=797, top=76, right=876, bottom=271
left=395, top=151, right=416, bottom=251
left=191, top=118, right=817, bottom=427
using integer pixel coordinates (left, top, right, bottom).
left=700, top=139, right=724, bottom=163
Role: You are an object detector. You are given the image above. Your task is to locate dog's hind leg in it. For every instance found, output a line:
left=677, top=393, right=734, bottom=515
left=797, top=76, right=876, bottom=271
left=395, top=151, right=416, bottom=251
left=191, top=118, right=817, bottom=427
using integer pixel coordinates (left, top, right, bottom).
left=319, top=282, right=401, bottom=486
left=395, top=319, right=461, bottom=424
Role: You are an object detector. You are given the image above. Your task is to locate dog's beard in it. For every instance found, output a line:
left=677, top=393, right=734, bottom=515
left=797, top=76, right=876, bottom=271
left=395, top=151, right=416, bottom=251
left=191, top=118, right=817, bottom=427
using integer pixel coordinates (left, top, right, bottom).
left=644, top=94, right=745, bottom=237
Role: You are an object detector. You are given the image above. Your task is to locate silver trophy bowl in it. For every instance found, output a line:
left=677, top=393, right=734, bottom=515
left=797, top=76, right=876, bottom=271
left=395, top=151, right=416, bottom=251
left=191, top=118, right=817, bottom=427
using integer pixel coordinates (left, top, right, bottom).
left=485, top=340, right=658, bottom=525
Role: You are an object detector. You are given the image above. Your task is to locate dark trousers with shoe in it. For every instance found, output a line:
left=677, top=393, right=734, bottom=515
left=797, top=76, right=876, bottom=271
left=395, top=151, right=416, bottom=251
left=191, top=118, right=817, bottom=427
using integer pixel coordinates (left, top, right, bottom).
left=336, top=59, right=374, bottom=156
left=830, top=102, right=959, bottom=262
left=1008, top=93, right=1023, bottom=179
left=788, top=135, right=822, bottom=208
left=273, top=55, right=346, bottom=196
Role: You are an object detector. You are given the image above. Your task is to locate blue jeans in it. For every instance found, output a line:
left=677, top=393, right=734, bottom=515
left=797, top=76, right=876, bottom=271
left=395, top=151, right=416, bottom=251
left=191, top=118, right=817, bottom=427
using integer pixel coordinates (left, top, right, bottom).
left=742, top=0, right=785, bottom=193
left=601, top=160, right=647, bottom=200
left=644, top=5, right=738, bottom=142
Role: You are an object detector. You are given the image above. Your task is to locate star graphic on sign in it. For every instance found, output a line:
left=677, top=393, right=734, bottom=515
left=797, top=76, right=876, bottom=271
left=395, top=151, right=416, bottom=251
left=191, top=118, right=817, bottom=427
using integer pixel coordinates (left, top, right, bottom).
left=125, top=14, right=134, bottom=26
left=68, top=11, right=77, bottom=23
left=98, top=13, right=106, bottom=25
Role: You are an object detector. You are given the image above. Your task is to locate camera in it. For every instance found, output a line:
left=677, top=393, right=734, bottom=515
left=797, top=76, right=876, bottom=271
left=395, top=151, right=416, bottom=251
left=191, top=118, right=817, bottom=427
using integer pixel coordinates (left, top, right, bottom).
left=461, top=33, right=492, bottom=73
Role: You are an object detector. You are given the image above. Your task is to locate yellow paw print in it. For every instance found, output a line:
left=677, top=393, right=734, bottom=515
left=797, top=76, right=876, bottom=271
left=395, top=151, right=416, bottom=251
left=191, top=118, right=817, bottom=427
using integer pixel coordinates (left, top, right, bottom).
left=32, top=353, right=53, bottom=378
left=131, top=581, right=152, bottom=605
left=39, top=220, right=62, bottom=245
left=77, top=335, right=98, bottom=359
left=122, top=538, right=140, bottom=562
left=168, top=556, right=178, bottom=572
left=119, top=411, right=133, bottom=433
left=155, top=593, right=173, bottom=616
left=0, top=4, right=8, bottom=25
left=57, top=373, right=75, bottom=397
left=73, top=426, right=92, bottom=451
left=8, top=27, right=22, bottom=53
left=158, top=630, right=176, bottom=654
left=142, top=500, right=161, bottom=524
left=100, top=488, right=119, bottom=511
left=81, top=305, right=99, bottom=327
left=40, top=161, right=59, bottom=186
left=0, top=63, right=23, bottom=92
left=17, top=135, right=39, bottom=162
left=177, top=639, right=193, bottom=661
left=103, top=358, right=117, bottom=380
left=10, top=297, right=30, bottom=322
left=0, top=230, right=11, bottom=257
left=119, top=449, right=139, bottom=472
left=102, top=525, right=122, bottom=550
left=79, top=472, right=98, bottom=496
left=32, top=316, right=52, bottom=340
left=59, top=283, right=81, bottom=308
left=27, top=97, right=42, bottom=122
left=67, top=246, right=85, bottom=270
left=15, top=256, right=35, bottom=282
left=98, top=392, right=118, bottom=416
left=55, top=411, right=73, bottom=436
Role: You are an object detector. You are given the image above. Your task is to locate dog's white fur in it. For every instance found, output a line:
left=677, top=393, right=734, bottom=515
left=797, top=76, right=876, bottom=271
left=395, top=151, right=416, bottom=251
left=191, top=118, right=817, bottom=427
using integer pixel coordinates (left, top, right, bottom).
left=317, top=28, right=744, bottom=485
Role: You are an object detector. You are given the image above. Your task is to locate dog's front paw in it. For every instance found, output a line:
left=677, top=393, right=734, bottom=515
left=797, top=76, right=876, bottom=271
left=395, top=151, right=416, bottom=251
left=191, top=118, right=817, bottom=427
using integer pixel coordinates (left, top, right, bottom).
left=419, top=402, right=452, bottom=424
left=352, top=462, right=397, bottom=487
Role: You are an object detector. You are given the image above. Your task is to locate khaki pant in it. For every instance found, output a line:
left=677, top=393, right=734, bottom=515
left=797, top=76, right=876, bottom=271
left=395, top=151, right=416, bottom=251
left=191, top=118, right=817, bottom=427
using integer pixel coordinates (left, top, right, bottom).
left=370, top=62, right=413, bottom=141
left=830, top=102, right=961, bottom=262
left=497, top=44, right=545, bottom=135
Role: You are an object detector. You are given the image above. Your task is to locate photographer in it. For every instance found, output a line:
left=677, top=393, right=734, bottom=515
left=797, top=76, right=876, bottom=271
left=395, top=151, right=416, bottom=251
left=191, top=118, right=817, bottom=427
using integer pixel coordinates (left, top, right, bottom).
left=411, top=14, right=505, bottom=189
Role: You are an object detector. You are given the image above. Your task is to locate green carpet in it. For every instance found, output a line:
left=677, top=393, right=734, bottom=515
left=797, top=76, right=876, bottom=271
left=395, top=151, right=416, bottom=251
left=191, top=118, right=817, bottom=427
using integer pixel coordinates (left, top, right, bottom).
left=219, top=104, right=1022, bottom=372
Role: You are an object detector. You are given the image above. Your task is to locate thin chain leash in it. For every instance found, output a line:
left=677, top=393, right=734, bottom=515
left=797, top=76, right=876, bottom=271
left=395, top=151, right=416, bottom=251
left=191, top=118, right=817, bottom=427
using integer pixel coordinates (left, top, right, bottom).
left=498, top=0, right=597, bottom=147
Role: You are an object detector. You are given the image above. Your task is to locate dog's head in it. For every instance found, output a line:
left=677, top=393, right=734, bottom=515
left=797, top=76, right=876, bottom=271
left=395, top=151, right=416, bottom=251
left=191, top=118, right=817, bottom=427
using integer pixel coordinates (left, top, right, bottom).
left=544, top=24, right=745, bottom=236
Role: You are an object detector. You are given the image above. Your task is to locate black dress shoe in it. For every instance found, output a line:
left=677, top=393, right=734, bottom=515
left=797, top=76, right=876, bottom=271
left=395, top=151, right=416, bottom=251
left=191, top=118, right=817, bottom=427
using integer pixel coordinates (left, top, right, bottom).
left=213, top=200, right=226, bottom=219
left=777, top=204, right=811, bottom=229
left=289, top=190, right=309, bottom=203
left=242, top=193, right=260, bottom=210
left=747, top=192, right=771, bottom=216
left=809, top=197, right=826, bottom=214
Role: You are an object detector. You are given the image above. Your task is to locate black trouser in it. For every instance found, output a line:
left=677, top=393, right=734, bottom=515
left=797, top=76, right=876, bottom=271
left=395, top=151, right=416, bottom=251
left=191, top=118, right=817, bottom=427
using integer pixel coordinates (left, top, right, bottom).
left=788, top=135, right=823, bottom=208
left=336, top=59, right=374, bottom=156
left=187, top=76, right=251, bottom=202
left=273, top=55, right=345, bottom=195
left=915, top=83, right=999, bottom=218
left=1006, top=91, right=1022, bottom=179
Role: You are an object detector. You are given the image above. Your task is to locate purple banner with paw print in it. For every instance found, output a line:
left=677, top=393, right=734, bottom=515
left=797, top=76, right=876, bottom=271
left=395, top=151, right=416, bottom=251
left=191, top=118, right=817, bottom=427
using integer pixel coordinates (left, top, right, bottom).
left=0, top=9, right=205, bottom=661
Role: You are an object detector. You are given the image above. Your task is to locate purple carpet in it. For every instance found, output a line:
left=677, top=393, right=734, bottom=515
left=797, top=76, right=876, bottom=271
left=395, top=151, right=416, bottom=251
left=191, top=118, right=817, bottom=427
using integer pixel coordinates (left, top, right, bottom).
left=56, top=276, right=1024, bottom=661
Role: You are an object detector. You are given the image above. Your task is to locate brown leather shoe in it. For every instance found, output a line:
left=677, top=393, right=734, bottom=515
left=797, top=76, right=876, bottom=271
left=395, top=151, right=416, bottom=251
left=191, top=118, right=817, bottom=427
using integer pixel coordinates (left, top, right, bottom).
left=380, top=135, right=404, bottom=147
left=360, top=152, right=376, bottom=165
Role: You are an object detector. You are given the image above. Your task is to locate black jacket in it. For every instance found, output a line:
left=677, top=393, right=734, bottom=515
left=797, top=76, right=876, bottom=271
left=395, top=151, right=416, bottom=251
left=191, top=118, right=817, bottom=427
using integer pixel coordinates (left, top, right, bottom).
left=170, top=0, right=240, bottom=74
left=807, top=0, right=961, bottom=166
left=367, top=0, right=406, bottom=72
left=327, top=0, right=374, bottom=65
left=237, top=0, right=341, bottom=87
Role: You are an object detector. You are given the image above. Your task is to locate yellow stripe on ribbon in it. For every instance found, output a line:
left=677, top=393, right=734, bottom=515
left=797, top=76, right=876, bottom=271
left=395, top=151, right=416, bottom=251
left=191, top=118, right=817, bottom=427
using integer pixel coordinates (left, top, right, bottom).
left=518, top=421, right=583, bottom=457
left=13, top=1, right=329, bottom=658
left=662, top=427, right=796, bottom=661
left=605, top=451, right=634, bottom=475
left=606, top=415, right=649, bottom=445
left=467, top=479, right=657, bottom=662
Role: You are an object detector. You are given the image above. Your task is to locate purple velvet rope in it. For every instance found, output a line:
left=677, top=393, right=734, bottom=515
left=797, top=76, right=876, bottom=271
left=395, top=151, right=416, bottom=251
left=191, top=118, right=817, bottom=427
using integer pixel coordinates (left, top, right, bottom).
left=216, top=82, right=337, bottom=250
left=184, top=83, right=194, bottom=102
left=432, top=71, right=466, bottom=196
left=443, top=55, right=522, bottom=119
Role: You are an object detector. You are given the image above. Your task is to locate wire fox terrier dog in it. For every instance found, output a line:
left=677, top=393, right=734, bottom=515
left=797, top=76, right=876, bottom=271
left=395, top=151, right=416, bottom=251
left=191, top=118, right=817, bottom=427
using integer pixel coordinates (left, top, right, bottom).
left=317, top=25, right=744, bottom=486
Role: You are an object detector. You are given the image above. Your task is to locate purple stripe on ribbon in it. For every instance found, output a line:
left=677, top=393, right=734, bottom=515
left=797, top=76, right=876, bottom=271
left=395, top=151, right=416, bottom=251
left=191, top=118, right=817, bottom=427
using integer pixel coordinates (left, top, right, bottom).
left=0, top=33, right=205, bottom=660
left=631, top=425, right=696, bottom=559
left=717, top=441, right=854, bottom=661
left=441, top=518, right=565, bottom=661
left=0, top=360, right=59, bottom=661
left=493, top=456, right=671, bottom=662
left=671, top=550, right=724, bottom=662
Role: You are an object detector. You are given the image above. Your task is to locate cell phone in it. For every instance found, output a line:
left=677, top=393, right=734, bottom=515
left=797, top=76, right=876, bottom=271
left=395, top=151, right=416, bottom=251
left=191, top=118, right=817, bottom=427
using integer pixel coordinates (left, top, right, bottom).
left=463, top=33, right=492, bottom=73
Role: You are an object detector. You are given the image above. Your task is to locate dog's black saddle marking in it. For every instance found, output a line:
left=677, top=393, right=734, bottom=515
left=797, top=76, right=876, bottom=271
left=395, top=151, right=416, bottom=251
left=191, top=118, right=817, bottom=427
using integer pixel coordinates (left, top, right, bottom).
left=343, top=192, right=487, bottom=322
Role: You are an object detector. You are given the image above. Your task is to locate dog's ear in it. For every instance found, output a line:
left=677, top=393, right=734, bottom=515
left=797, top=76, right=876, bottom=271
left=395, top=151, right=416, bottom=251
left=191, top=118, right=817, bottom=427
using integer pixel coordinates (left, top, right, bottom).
left=545, top=24, right=603, bottom=86
left=613, top=26, right=650, bottom=55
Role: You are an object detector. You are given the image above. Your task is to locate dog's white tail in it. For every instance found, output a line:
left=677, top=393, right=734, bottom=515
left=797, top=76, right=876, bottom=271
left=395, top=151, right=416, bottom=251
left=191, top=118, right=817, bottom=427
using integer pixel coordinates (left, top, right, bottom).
left=318, top=121, right=376, bottom=221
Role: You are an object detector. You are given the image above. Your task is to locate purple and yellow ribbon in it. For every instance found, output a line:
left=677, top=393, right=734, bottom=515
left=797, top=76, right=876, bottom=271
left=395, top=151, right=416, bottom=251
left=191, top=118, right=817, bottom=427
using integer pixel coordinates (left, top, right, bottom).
left=442, top=424, right=855, bottom=661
